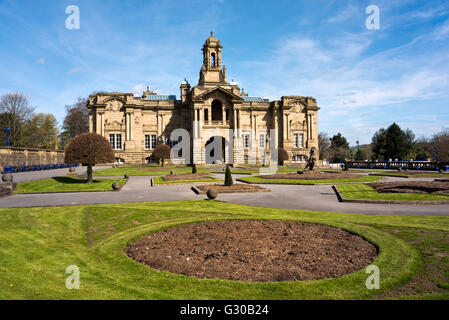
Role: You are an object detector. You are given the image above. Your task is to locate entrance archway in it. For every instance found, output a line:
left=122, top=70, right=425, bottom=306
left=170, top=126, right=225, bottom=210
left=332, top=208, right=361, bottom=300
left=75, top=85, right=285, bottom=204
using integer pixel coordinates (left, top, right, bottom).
left=205, top=136, right=226, bottom=164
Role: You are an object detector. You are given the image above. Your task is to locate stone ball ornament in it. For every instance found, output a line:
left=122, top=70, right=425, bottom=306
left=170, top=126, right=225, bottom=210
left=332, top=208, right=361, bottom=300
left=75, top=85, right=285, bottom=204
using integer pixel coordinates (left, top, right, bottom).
left=206, top=188, right=217, bottom=200
left=124, top=174, right=129, bottom=179
left=2, top=174, right=13, bottom=182
left=112, top=182, right=120, bottom=190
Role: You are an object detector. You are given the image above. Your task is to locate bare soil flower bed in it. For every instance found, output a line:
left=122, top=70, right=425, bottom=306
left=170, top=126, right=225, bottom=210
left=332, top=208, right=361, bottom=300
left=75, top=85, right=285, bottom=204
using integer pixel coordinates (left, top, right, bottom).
left=369, top=181, right=449, bottom=194
left=195, top=184, right=269, bottom=193
left=125, top=220, right=377, bottom=282
left=259, top=171, right=360, bottom=180
left=162, top=173, right=212, bottom=181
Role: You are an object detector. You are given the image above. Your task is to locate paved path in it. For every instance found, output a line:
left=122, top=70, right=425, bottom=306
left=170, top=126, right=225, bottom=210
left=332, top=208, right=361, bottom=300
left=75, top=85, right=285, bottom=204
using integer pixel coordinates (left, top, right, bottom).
left=1, top=172, right=448, bottom=216
left=9, top=166, right=111, bottom=183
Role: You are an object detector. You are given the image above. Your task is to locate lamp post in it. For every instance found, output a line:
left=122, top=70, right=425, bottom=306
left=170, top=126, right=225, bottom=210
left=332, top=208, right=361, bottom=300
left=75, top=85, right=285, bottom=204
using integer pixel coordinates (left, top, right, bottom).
left=356, top=140, right=360, bottom=161
left=6, top=127, right=10, bottom=147
left=61, top=137, right=65, bottom=151
left=435, top=146, right=440, bottom=171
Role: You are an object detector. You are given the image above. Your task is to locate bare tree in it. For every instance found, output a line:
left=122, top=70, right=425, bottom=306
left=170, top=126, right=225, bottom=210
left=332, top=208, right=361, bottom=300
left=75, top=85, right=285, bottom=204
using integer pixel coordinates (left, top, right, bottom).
left=62, top=97, right=89, bottom=140
left=0, top=92, right=35, bottom=146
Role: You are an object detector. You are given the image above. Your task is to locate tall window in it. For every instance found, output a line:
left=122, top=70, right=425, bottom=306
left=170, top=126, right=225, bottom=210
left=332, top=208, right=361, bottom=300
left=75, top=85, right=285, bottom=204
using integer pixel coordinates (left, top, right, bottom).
left=115, top=134, right=122, bottom=150
left=204, top=109, right=209, bottom=121
left=259, top=133, right=266, bottom=149
left=299, top=133, right=304, bottom=148
left=109, top=134, right=115, bottom=149
left=145, top=135, right=150, bottom=150
left=293, top=133, right=298, bottom=148
left=243, top=133, right=251, bottom=149
left=151, top=134, right=157, bottom=149
left=211, top=52, right=216, bottom=67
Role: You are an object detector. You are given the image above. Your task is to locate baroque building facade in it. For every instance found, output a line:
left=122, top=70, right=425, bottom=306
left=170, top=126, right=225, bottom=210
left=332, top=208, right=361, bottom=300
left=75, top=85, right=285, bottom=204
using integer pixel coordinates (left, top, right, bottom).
left=87, top=33, right=319, bottom=165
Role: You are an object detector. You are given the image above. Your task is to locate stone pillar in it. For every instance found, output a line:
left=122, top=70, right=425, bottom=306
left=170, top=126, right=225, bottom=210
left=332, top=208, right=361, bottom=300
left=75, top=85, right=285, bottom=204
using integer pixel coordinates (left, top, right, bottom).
left=161, top=114, right=164, bottom=140
left=101, top=113, right=104, bottom=137
left=89, top=114, right=93, bottom=132
left=222, top=107, right=226, bottom=125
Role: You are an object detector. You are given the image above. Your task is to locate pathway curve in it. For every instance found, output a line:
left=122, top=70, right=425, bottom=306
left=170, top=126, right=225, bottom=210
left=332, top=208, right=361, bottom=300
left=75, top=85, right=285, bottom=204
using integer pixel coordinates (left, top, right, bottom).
left=1, top=172, right=448, bottom=216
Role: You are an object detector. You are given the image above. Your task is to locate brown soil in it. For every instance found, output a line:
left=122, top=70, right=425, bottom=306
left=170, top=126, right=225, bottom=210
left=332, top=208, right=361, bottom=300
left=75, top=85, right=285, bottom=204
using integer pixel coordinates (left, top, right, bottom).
left=195, top=184, right=269, bottom=193
left=162, top=173, right=213, bottom=181
left=125, top=220, right=377, bottom=282
left=369, top=181, right=449, bottom=194
left=259, top=171, right=360, bottom=180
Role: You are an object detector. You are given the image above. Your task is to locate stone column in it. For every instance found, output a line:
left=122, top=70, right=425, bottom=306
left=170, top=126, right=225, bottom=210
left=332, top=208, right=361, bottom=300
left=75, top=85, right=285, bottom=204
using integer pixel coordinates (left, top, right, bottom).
left=222, top=107, right=226, bottom=125
left=101, top=113, right=104, bottom=137
left=161, top=114, right=164, bottom=140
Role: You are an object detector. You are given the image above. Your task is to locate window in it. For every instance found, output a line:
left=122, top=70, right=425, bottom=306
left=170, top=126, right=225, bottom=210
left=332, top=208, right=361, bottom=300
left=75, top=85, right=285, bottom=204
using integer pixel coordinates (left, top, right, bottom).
left=109, top=134, right=122, bottom=150
left=211, top=53, right=216, bottom=67
left=243, top=133, right=251, bottom=149
left=109, top=134, right=115, bottom=149
left=293, top=133, right=298, bottom=148
left=151, top=134, right=157, bottom=149
left=299, top=133, right=304, bottom=148
left=115, top=134, right=122, bottom=150
left=259, top=134, right=266, bottom=149
left=225, top=109, right=229, bottom=122
left=204, top=109, right=209, bottom=121
left=145, top=135, right=150, bottom=150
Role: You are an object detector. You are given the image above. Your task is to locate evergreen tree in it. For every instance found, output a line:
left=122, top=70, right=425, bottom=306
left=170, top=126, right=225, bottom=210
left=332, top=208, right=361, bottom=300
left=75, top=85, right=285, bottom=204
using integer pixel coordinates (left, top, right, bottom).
left=224, top=165, right=233, bottom=186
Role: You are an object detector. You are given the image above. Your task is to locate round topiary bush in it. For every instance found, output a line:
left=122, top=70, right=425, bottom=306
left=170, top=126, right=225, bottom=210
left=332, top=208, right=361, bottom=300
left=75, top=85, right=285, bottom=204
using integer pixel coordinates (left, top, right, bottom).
left=2, top=174, right=13, bottom=182
left=206, top=188, right=217, bottom=199
left=112, top=182, right=120, bottom=190
left=124, top=174, right=129, bottom=179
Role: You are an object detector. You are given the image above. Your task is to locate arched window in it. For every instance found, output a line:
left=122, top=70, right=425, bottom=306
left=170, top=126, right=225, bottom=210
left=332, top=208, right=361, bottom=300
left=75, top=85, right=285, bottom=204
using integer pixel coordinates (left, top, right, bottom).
left=211, top=100, right=222, bottom=121
left=211, top=53, right=216, bottom=67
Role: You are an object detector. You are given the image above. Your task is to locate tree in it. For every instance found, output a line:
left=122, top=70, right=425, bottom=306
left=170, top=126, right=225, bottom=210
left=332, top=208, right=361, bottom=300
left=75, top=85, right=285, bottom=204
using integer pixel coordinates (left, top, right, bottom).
left=224, top=164, right=233, bottom=186
left=329, top=133, right=350, bottom=162
left=371, top=123, right=415, bottom=160
left=0, top=92, right=35, bottom=146
left=64, top=132, right=114, bottom=183
left=318, top=132, right=330, bottom=161
left=278, top=147, right=289, bottom=165
left=431, top=129, right=449, bottom=162
left=20, top=113, right=59, bottom=149
left=62, top=97, right=89, bottom=142
left=151, top=143, right=171, bottom=167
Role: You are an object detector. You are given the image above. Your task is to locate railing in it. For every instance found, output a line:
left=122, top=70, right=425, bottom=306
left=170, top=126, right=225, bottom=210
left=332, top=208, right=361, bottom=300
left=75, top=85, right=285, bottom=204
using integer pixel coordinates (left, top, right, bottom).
left=347, top=160, right=449, bottom=171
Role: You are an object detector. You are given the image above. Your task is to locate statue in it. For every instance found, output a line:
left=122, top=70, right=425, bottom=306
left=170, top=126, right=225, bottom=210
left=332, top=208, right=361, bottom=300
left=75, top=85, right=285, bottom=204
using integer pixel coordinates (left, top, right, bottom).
left=304, top=147, right=317, bottom=171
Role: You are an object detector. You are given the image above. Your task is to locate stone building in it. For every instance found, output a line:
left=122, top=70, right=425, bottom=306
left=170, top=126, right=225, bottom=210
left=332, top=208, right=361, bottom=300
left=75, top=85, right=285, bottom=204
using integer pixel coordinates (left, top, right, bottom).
left=87, top=33, right=319, bottom=165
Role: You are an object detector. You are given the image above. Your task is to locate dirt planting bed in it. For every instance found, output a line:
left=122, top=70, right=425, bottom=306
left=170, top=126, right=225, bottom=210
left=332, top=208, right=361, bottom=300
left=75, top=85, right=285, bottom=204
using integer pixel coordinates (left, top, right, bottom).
left=195, top=184, right=269, bottom=193
left=258, top=171, right=360, bottom=180
left=162, top=173, right=213, bottom=181
left=125, top=220, right=377, bottom=282
left=369, top=180, right=449, bottom=194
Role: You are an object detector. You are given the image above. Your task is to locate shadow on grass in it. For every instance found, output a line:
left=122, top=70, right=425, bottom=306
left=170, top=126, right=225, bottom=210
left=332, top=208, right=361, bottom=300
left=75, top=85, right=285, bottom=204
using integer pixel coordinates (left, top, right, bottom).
left=52, top=177, right=102, bottom=184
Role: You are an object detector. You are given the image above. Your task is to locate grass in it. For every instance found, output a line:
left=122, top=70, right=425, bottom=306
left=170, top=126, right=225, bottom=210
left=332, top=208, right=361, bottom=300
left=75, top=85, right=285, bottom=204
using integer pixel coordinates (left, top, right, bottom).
left=94, top=165, right=211, bottom=176
left=152, top=176, right=222, bottom=185
left=238, top=175, right=382, bottom=185
left=15, top=176, right=127, bottom=193
left=338, top=184, right=449, bottom=201
left=3, top=200, right=449, bottom=299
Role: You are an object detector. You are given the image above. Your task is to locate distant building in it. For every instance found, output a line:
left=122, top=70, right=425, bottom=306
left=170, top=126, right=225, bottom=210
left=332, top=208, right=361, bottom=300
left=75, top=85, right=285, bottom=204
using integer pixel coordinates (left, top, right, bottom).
left=87, top=33, right=320, bottom=164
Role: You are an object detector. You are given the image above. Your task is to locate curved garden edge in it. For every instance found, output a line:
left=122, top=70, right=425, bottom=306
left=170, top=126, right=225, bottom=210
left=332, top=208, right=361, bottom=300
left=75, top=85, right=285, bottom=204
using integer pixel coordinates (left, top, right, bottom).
left=236, top=176, right=384, bottom=186
left=92, top=214, right=422, bottom=300
left=332, top=185, right=449, bottom=205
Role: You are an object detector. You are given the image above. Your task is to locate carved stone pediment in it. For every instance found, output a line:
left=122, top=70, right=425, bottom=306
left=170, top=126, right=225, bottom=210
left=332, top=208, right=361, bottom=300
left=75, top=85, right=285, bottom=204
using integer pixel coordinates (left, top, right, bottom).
left=106, top=99, right=123, bottom=112
left=291, top=121, right=303, bottom=130
left=105, top=120, right=123, bottom=131
left=290, top=101, right=306, bottom=113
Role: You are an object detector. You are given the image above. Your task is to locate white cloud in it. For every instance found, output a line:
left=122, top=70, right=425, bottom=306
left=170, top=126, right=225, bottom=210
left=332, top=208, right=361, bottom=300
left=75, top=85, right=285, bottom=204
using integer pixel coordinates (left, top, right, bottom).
left=325, top=5, right=359, bottom=23
left=36, top=58, right=45, bottom=64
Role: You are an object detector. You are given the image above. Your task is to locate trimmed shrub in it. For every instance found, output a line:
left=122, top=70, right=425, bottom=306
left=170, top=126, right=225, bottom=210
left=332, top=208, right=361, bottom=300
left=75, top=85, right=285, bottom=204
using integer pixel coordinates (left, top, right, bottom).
left=224, top=165, right=233, bottom=186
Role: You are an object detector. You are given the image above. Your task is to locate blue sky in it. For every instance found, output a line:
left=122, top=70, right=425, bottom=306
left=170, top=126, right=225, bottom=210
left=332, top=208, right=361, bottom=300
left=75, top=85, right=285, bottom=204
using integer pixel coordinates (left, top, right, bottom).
left=0, top=0, right=448, bottom=145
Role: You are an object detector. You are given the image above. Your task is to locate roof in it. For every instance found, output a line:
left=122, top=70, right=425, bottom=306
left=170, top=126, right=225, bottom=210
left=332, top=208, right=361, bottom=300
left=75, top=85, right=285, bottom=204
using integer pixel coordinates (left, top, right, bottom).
left=145, top=95, right=177, bottom=101
left=242, top=96, right=264, bottom=102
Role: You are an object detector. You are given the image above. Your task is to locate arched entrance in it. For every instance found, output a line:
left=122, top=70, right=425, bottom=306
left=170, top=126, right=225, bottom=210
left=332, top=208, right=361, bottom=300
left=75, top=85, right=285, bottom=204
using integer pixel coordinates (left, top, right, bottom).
left=211, top=100, right=222, bottom=122
left=205, top=136, right=226, bottom=164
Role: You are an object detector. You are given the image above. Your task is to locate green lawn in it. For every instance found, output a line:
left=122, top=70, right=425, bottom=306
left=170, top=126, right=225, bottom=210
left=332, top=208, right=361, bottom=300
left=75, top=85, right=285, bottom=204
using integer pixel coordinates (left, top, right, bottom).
left=94, top=165, right=212, bottom=176
left=2, top=200, right=449, bottom=299
left=337, top=184, right=449, bottom=201
left=15, top=176, right=127, bottom=193
left=238, top=175, right=382, bottom=185
left=152, top=176, right=222, bottom=185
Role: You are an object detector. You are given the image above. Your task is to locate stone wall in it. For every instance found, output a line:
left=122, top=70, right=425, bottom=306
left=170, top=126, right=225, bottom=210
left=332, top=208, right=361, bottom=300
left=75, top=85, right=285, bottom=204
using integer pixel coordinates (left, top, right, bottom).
left=0, top=147, right=65, bottom=171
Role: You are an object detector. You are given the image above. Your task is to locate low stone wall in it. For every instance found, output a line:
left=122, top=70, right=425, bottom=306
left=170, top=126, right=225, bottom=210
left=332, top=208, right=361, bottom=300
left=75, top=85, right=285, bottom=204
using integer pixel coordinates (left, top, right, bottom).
left=0, top=147, right=65, bottom=171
